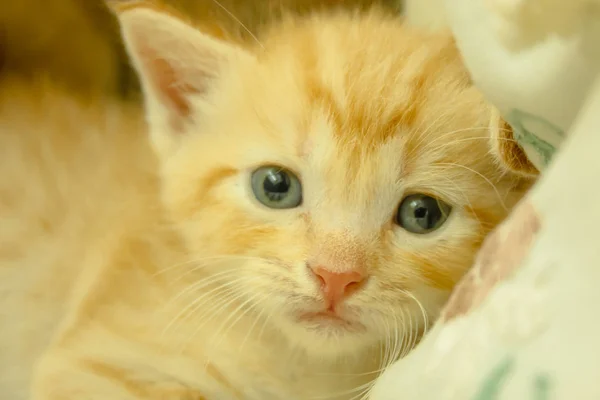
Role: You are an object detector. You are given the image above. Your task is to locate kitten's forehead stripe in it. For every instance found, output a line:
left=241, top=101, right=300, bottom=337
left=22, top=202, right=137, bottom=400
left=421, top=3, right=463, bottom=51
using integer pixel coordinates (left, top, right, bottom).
left=198, top=166, right=238, bottom=191
left=286, top=16, right=471, bottom=179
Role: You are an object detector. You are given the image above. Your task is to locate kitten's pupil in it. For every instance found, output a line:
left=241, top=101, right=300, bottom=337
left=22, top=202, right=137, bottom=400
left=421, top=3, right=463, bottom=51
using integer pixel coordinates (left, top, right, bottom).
left=411, top=198, right=440, bottom=229
left=264, top=169, right=290, bottom=198
left=263, top=170, right=291, bottom=202
left=414, top=207, right=427, bottom=219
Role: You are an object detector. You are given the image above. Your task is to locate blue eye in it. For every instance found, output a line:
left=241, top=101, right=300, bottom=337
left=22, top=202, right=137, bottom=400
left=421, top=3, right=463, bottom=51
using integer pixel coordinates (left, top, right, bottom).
left=396, top=194, right=451, bottom=234
left=251, top=166, right=302, bottom=209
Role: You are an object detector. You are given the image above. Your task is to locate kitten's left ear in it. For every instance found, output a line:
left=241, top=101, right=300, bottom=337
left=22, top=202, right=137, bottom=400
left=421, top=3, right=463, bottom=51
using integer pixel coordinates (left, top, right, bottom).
left=113, top=2, right=252, bottom=152
left=489, top=109, right=539, bottom=178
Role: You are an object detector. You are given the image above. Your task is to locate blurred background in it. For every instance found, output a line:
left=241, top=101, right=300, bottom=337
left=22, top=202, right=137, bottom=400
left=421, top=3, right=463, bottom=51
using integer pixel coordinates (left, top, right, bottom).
left=0, top=0, right=405, bottom=100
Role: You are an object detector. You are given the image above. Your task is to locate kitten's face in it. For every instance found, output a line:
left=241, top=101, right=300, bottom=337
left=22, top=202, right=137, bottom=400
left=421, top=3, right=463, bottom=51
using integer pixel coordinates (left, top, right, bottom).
left=119, top=6, right=534, bottom=356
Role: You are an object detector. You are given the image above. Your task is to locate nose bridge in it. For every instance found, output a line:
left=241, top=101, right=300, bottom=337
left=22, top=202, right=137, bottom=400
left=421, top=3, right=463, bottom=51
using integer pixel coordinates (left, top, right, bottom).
left=310, top=176, right=383, bottom=238
left=311, top=199, right=379, bottom=243
left=317, top=209, right=363, bottom=235
left=310, top=231, right=368, bottom=274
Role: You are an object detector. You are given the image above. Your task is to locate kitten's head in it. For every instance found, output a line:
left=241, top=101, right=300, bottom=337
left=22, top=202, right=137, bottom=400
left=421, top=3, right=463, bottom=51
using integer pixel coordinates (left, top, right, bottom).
left=116, top=3, right=536, bottom=357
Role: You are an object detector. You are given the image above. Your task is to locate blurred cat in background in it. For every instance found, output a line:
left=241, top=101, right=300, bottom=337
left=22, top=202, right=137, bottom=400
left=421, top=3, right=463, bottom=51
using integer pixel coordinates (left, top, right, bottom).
left=0, top=0, right=401, bottom=99
left=0, top=1, right=537, bottom=399
left=0, top=0, right=129, bottom=97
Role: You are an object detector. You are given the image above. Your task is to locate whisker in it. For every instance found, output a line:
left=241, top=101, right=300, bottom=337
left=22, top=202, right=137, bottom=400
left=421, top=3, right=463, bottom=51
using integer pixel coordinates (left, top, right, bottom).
left=161, top=275, right=253, bottom=336
left=435, top=162, right=508, bottom=211
left=348, top=385, right=373, bottom=400
left=160, top=269, right=243, bottom=316
left=310, top=380, right=376, bottom=400
left=406, top=309, right=415, bottom=358
left=151, top=258, right=201, bottom=278
left=181, top=277, right=267, bottom=352
left=389, top=310, right=401, bottom=368
left=176, top=286, right=247, bottom=353
left=211, top=0, right=265, bottom=49
left=164, top=254, right=272, bottom=286
left=428, top=135, right=517, bottom=155
left=210, top=290, right=267, bottom=348
left=256, top=304, right=276, bottom=342
left=389, top=307, right=401, bottom=367
left=436, top=174, right=485, bottom=231
left=238, top=295, right=270, bottom=352
left=154, top=254, right=275, bottom=279
left=407, top=123, right=513, bottom=165
left=405, top=108, right=456, bottom=160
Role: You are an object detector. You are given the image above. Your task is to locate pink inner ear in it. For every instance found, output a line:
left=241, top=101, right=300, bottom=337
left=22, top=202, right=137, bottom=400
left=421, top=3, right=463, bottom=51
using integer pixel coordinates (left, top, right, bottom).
left=141, top=47, right=219, bottom=132
left=150, top=56, right=197, bottom=122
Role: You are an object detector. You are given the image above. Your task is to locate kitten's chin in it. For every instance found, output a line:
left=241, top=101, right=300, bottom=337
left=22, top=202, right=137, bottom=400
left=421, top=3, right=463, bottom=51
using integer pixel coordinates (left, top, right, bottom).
left=277, top=311, right=376, bottom=357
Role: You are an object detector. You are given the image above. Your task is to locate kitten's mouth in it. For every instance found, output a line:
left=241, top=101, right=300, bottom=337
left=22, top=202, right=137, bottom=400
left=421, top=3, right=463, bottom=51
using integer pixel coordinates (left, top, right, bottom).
left=297, top=310, right=365, bottom=332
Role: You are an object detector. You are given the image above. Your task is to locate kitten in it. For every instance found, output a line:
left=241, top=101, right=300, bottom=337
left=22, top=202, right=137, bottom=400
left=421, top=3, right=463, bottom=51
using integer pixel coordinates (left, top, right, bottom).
left=0, top=2, right=536, bottom=400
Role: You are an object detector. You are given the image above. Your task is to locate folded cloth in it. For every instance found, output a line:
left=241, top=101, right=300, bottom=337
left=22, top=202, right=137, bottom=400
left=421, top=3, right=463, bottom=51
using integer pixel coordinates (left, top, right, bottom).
left=447, top=0, right=600, bottom=170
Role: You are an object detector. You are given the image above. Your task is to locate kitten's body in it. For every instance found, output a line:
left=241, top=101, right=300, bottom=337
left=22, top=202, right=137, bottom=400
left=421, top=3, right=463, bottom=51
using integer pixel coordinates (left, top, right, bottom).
left=0, top=5, right=534, bottom=400
left=0, top=80, right=158, bottom=399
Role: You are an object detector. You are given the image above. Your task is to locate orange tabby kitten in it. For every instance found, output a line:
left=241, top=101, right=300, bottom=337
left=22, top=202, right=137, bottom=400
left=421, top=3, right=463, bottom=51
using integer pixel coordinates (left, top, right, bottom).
left=0, top=3, right=536, bottom=400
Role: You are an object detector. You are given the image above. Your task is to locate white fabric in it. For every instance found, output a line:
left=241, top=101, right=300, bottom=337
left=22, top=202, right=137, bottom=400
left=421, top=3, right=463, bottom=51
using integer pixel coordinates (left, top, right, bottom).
left=370, top=1, right=600, bottom=398
left=447, top=0, right=600, bottom=169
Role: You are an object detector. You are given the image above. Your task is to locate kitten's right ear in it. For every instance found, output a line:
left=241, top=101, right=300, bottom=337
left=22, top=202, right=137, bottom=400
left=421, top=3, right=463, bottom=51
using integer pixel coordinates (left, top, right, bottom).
left=489, top=108, right=539, bottom=178
left=112, top=2, right=251, bottom=153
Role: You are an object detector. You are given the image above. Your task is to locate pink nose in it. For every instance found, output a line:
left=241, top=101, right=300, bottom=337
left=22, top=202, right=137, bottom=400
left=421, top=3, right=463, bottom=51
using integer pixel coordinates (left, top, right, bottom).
left=310, top=266, right=366, bottom=308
